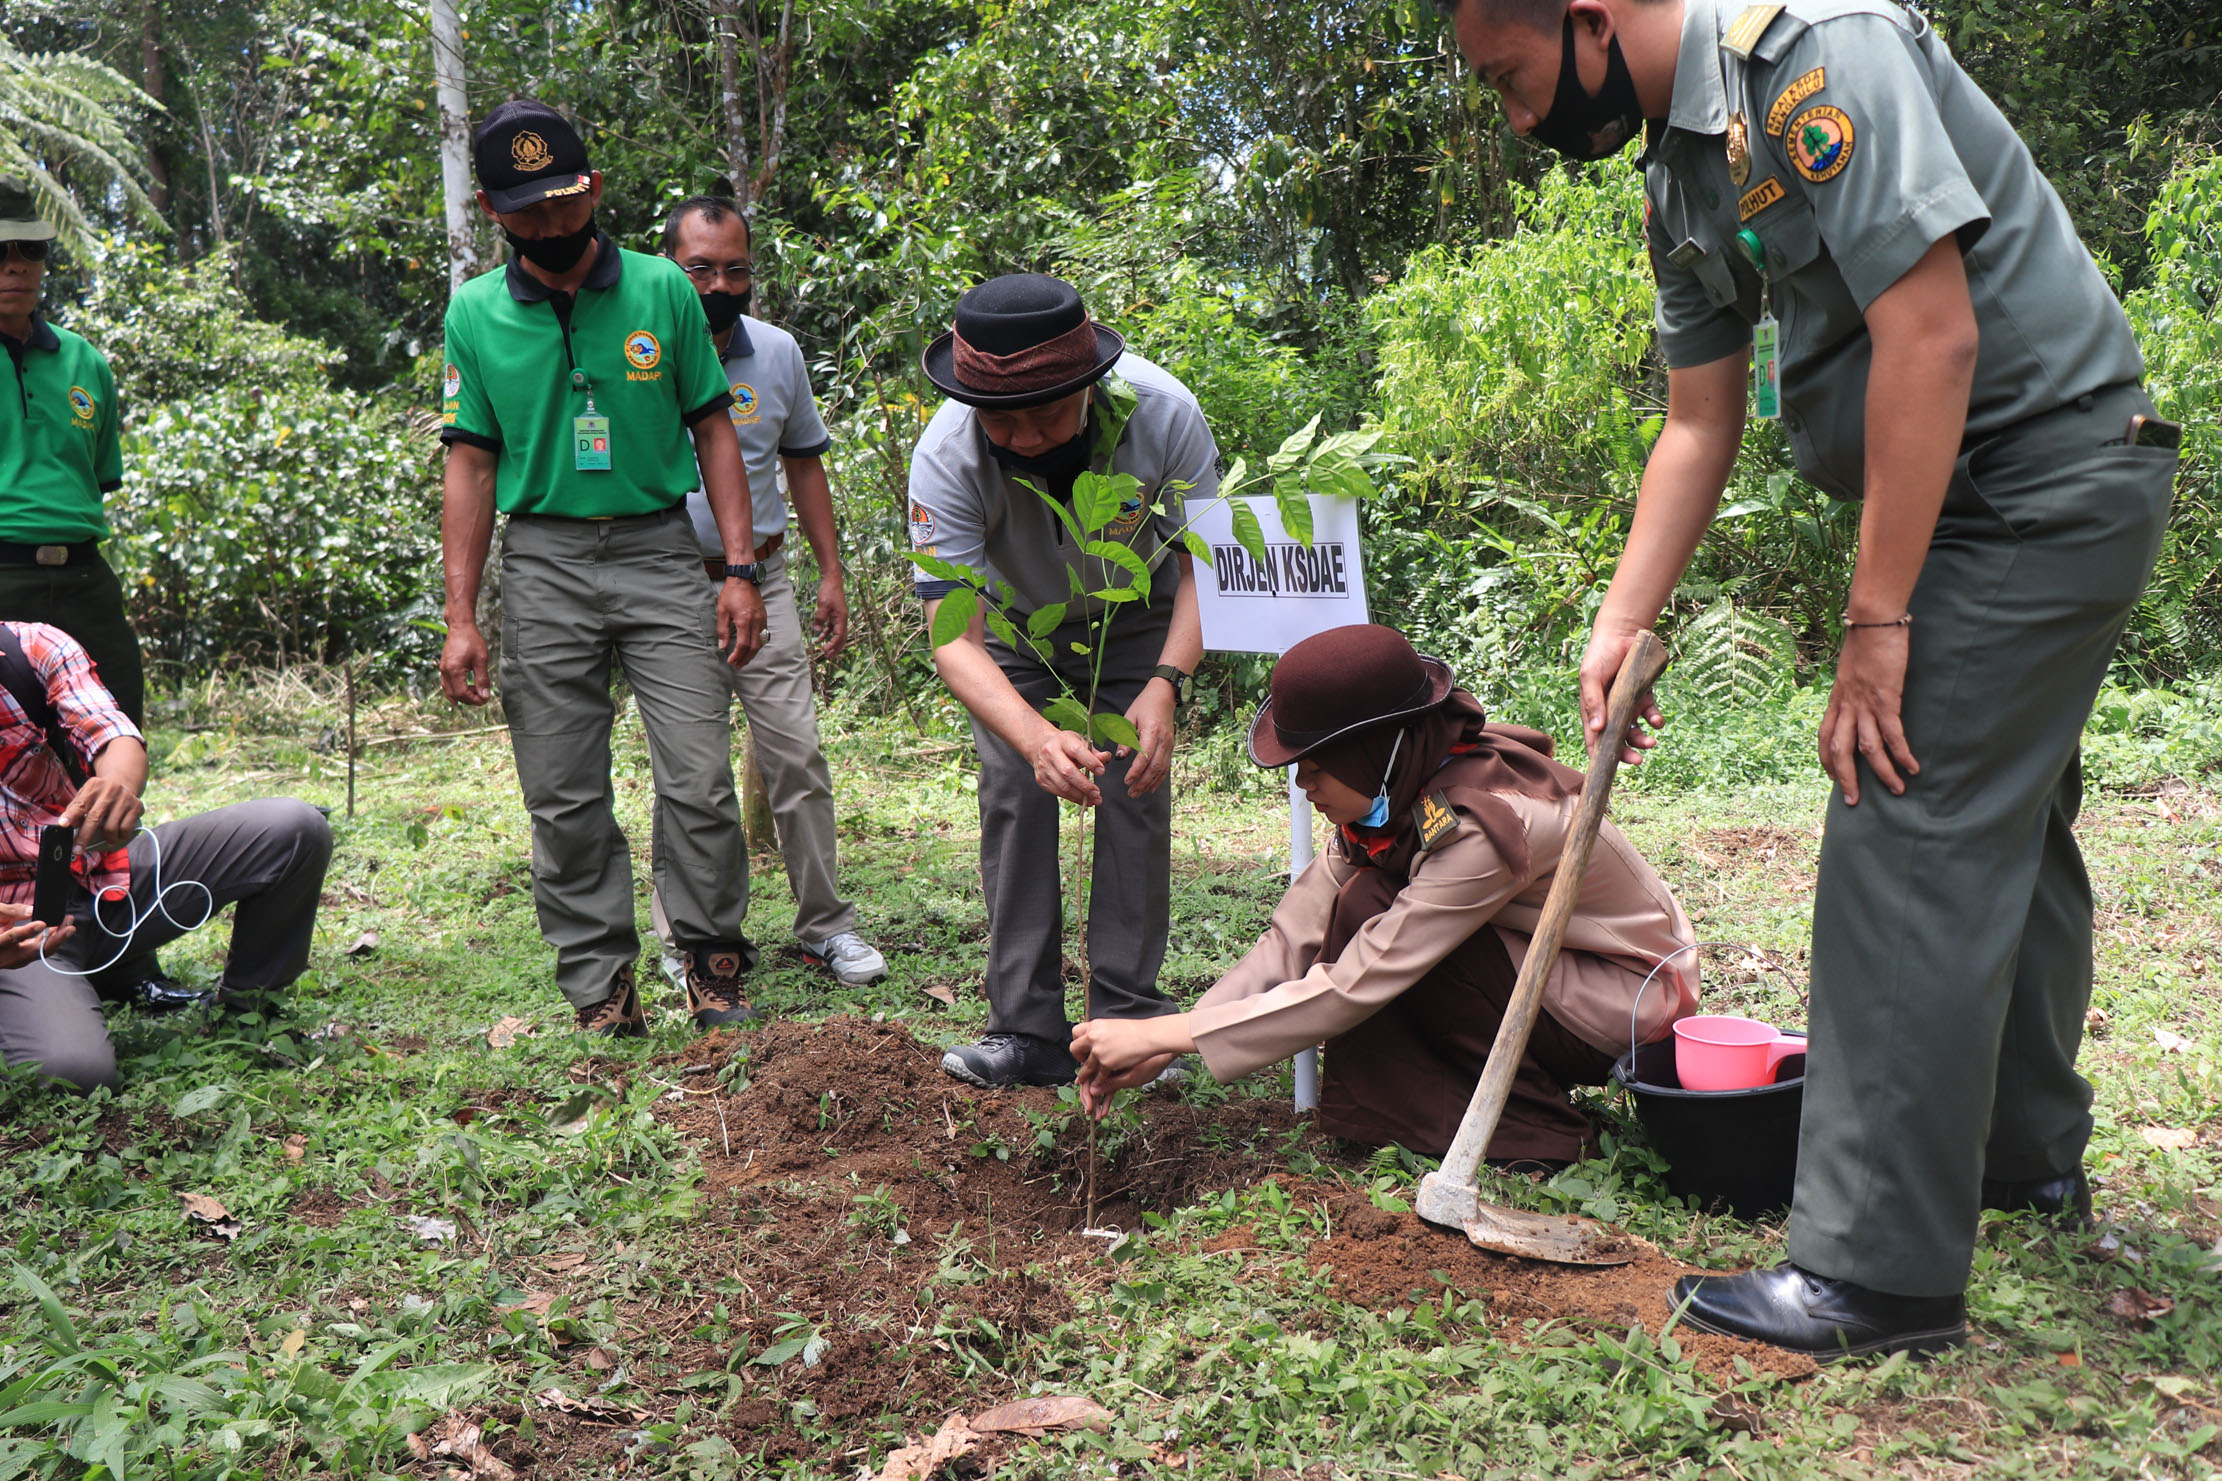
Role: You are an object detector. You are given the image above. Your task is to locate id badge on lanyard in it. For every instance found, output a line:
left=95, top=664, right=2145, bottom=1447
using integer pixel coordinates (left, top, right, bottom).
left=572, top=372, right=611, bottom=471
left=1738, top=229, right=1781, bottom=422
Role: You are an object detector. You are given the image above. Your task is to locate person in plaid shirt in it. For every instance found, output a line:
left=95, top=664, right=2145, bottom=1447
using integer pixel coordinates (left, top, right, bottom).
left=0, top=623, right=332, bottom=1091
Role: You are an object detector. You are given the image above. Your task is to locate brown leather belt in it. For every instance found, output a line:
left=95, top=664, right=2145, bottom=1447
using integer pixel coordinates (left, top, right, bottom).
left=703, top=532, right=783, bottom=578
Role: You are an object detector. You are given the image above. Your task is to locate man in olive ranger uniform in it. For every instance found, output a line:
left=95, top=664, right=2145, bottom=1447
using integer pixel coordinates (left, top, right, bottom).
left=1441, top=0, right=2177, bottom=1356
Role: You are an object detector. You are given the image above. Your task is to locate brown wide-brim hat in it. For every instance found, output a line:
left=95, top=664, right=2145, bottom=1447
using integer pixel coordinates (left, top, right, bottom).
left=922, top=272, right=1125, bottom=409
left=1247, top=624, right=1457, bottom=768
left=0, top=177, right=58, bottom=244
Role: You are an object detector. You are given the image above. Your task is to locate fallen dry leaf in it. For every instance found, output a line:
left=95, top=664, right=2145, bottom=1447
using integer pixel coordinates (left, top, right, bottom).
left=2143, top=1126, right=2199, bottom=1151
left=498, top=1293, right=554, bottom=1321
left=2106, top=1287, right=2175, bottom=1327
left=179, top=1192, right=243, bottom=1240
left=540, top=1251, right=589, bottom=1271
left=344, top=930, right=380, bottom=957
left=418, top=1412, right=516, bottom=1481
left=921, top=983, right=957, bottom=1007
left=405, top=1215, right=457, bottom=1244
left=878, top=1413, right=980, bottom=1481
left=281, top=1133, right=307, bottom=1163
left=2154, top=1027, right=2194, bottom=1054
left=2057, top=1351, right=2083, bottom=1367
left=583, top=1347, right=616, bottom=1371
left=1707, top=1392, right=1764, bottom=1434
left=969, top=1395, right=1113, bottom=1436
left=487, top=1016, right=529, bottom=1049
left=278, top=1328, right=306, bottom=1358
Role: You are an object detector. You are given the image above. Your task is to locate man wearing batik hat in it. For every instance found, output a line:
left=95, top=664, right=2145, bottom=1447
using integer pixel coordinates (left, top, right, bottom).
left=910, top=274, right=1209, bottom=1089
left=437, top=100, right=764, bottom=1036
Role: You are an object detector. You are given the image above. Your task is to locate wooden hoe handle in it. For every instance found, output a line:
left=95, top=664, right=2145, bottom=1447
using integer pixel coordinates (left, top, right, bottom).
left=1432, top=631, right=1670, bottom=1189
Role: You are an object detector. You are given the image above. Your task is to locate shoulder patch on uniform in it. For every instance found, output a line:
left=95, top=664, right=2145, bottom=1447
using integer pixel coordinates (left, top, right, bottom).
left=1766, top=67, right=1826, bottom=135
left=1738, top=176, right=1786, bottom=221
left=908, top=499, right=936, bottom=547
left=1787, top=104, right=1854, bottom=183
left=1722, top=3, right=1785, bottom=57
left=1413, top=790, right=1459, bottom=852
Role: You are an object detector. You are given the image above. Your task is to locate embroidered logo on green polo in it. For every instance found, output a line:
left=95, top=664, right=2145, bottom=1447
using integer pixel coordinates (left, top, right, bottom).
left=442, top=362, right=461, bottom=400
left=730, top=381, right=758, bottom=421
left=1788, top=105, right=1854, bottom=183
left=67, top=385, right=95, bottom=428
left=1739, top=176, right=1786, bottom=221
left=1766, top=67, right=1825, bottom=136
left=1414, top=790, right=1458, bottom=851
left=624, top=331, right=661, bottom=369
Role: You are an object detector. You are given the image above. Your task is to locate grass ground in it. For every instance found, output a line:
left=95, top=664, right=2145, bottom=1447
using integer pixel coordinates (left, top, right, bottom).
left=2, top=677, right=2219, bottom=1479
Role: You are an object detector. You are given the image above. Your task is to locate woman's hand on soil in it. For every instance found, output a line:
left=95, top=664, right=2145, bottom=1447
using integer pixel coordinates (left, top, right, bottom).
left=1030, top=726, right=1106, bottom=805
left=1820, top=625, right=1918, bottom=805
left=1119, top=685, right=1177, bottom=797
left=1579, top=623, right=1665, bottom=763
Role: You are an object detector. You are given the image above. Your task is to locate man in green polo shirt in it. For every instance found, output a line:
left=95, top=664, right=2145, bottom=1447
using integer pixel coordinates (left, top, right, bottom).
left=438, top=100, right=768, bottom=1036
left=0, top=177, right=140, bottom=728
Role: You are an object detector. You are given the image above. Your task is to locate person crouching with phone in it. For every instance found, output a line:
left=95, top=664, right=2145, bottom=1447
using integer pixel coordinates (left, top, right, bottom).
left=0, top=622, right=332, bottom=1091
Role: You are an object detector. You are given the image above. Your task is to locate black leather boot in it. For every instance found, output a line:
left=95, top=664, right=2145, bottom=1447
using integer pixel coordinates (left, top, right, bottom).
left=1672, top=1263, right=1966, bottom=1360
left=1981, top=1168, right=2091, bottom=1226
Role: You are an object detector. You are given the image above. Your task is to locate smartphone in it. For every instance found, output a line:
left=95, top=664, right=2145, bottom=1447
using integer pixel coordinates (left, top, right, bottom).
left=2127, top=413, right=2183, bottom=451
left=31, top=824, right=75, bottom=928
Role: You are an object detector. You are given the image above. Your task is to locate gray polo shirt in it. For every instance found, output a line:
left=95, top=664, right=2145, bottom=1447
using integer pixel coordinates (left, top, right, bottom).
left=906, top=351, right=1218, bottom=614
left=684, top=313, right=832, bottom=556
left=1643, top=0, right=2144, bottom=500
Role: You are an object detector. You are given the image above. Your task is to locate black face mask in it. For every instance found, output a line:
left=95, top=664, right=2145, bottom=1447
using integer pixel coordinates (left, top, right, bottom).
left=984, top=409, right=1096, bottom=502
left=1527, top=13, right=1643, bottom=161
left=504, top=214, right=599, bottom=273
left=701, top=289, right=751, bottom=333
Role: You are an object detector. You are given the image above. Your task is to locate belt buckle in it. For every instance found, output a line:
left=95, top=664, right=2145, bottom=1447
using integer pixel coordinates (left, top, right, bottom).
left=34, top=546, right=68, bottom=567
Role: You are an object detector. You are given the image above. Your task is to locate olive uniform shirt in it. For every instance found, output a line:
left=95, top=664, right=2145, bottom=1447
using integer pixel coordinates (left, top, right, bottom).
left=0, top=317, right=123, bottom=542
left=439, top=235, right=732, bottom=515
left=1642, top=0, right=2144, bottom=500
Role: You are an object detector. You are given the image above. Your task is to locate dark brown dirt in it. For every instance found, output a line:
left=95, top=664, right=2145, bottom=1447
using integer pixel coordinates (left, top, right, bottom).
left=287, top=1187, right=353, bottom=1228
left=1311, top=1204, right=1815, bottom=1386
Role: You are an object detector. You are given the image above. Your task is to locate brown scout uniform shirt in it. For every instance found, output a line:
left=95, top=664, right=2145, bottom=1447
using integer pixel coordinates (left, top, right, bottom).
left=1186, top=793, right=1698, bottom=1084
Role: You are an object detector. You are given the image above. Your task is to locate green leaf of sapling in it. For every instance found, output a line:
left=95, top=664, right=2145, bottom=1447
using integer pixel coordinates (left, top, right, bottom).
left=1043, top=696, right=1093, bottom=735
left=1229, top=499, right=1268, bottom=563
left=1090, top=712, right=1142, bottom=750
left=1027, top=602, right=1068, bottom=638
left=928, top=586, right=979, bottom=648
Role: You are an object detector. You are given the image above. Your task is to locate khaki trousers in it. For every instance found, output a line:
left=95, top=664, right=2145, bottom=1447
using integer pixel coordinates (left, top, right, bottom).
left=499, top=508, right=750, bottom=1009
left=651, top=550, right=854, bottom=947
left=1789, top=384, right=2176, bottom=1297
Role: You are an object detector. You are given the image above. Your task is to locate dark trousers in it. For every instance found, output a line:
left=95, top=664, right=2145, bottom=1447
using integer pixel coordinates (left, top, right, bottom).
left=0, top=799, right=332, bottom=1092
left=0, top=555, right=146, bottom=727
left=1789, top=384, right=2176, bottom=1297
left=1319, top=924, right=1615, bottom=1163
left=972, top=600, right=1176, bottom=1044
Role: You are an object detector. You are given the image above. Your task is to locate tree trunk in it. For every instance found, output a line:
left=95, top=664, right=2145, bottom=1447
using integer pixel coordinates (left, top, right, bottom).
left=139, top=0, right=169, bottom=215
left=713, top=0, right=753, bottom=199
left=432, top=0, right=483, bottom=292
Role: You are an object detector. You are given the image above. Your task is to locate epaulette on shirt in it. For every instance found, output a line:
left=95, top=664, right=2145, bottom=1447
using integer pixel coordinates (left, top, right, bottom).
left=1724, top=0, right=1917, bottom=66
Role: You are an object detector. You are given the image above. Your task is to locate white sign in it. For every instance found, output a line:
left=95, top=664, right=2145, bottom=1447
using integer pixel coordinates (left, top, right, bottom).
left=1182, top=494, right=1369, bottom=655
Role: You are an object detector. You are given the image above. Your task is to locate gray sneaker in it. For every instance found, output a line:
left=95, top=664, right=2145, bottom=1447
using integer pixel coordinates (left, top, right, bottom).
left=804, top=931, right=888, bottom=986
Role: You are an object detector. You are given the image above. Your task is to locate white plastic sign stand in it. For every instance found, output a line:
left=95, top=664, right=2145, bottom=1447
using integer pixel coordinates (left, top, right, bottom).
left=1183, top=492, right=1369, bottom=1112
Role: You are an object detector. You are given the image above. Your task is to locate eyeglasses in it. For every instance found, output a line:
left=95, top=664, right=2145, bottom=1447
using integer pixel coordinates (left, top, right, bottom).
left=2, top=240, right=49, bottom=264
left=679, top=260, right=752, bottom=286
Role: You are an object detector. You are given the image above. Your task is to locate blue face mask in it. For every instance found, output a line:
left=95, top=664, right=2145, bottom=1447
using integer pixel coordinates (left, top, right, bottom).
left=1354, top=729, right=1405, bottom=830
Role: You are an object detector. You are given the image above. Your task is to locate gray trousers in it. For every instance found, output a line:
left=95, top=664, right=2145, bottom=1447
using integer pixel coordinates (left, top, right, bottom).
left=0, top=798, right=332, bottom=1092
left=500, top=508, right=750, bottom=1009
left=973, top=599, right=1177, bottom=1044
left=1788, top=384, right=2177, bottom=1297
left=651, top=550, right=854, bottom=946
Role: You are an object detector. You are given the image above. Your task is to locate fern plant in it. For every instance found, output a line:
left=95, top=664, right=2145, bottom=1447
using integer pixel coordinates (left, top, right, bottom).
left=1669, top=597, right=1797, bottom=709
left=0, top=37, right=163, bottom=257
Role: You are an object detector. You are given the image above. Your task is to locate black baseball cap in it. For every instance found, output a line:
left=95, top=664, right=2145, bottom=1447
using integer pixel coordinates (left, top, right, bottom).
left=472, top=100, right=593, bottom=213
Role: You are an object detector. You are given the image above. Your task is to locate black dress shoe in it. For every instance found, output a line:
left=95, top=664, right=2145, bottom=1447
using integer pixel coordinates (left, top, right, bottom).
left=1981, top=1168, right=2091, bottom=1225
left=128, top=975, right=215, bottom=1014
left=1672, top=1263, right=1966, bottom=1361
left=940, top=1032, right=1076, bottom=1089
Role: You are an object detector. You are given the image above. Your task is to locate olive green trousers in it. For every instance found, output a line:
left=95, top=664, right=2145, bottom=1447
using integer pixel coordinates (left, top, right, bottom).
left=1788, top=384, right=2177, bottom=1297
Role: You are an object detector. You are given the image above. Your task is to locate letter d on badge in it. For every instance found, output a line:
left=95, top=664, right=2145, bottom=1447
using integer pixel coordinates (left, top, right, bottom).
left=574, top=413, right=612, bottom=471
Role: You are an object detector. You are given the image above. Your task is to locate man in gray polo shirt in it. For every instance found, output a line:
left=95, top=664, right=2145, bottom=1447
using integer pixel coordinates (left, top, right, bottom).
left=659, top=196, right=886, bottom=988
left=910, top=273, right=1207, bottom=1089
left=1440, top=0, right=2177, bottom=1357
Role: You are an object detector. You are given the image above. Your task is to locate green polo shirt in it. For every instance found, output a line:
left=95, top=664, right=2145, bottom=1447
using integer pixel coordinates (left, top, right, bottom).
left=439, top=237, right=733, bottom=518
left=0, top=317, right=122, bottom=543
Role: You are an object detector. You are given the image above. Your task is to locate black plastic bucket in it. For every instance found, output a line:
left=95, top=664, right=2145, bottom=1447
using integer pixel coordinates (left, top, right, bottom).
left=1613, top=942, right=1808, bottom=1220
left=1612, top=1036, right=1805, bottom=1219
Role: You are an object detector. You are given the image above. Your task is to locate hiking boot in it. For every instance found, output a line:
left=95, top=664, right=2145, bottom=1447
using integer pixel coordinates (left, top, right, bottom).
left=575, top=966, right=647, bottom=1037
left=941, top=1032, right=1077, bottom=1089
left=804, top=931, right=888, bottom=987
left=682, top=939, right=762, bottom=1028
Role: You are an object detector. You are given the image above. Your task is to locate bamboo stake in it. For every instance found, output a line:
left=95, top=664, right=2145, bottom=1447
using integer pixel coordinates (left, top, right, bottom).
left=345, top=656, right=358, bottom=819
left=1074, top=796, right=1097, bottom=1231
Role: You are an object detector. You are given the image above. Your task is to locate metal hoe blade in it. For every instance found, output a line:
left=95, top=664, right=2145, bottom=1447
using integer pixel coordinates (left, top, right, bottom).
left=1463, top=1205, right=1637, bottom=1267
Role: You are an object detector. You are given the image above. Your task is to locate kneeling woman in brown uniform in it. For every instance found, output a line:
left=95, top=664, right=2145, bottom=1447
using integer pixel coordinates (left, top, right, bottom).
left=1073, top=624, right=1698, bottom=1166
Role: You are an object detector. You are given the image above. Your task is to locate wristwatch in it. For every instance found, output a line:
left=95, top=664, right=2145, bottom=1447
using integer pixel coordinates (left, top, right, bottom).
left=723, top=561, right=762, bottom=586
left=1150, top=664, right=1192, bottom=707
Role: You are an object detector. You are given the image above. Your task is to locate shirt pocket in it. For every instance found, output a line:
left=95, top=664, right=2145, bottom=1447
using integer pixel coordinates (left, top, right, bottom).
left=1750, top=197, right=1824, bottom=281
